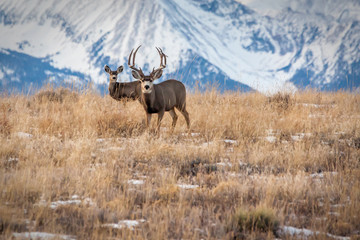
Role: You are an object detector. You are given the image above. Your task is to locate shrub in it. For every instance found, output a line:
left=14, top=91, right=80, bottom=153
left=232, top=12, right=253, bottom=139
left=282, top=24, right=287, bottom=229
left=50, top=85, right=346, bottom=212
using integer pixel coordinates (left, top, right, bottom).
left=35, top=88, right=78, bottom=103
left=227, top=206, right=280, bottom=238
left=267, top=92, right=293, bottom=112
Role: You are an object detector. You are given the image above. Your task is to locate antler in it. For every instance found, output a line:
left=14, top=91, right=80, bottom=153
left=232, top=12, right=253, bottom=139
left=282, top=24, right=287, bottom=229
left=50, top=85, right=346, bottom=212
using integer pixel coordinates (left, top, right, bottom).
left=128, top=45, right=144, bottom=77
left=151, top=47, right=167, bottom=74
left=157, top=47, right=167, bottom=69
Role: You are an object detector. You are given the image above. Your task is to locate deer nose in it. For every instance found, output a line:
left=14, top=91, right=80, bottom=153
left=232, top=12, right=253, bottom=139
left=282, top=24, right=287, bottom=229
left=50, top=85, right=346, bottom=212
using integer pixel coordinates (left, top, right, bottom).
left=144, top=85, right=150, bottom=90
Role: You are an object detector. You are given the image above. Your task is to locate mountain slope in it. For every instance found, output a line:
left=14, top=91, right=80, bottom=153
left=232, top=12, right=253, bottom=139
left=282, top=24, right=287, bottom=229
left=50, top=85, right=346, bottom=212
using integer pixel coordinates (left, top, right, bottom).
left=0, top=49, right=90, bottom=94
left=0, top=0, right=359, bottom=94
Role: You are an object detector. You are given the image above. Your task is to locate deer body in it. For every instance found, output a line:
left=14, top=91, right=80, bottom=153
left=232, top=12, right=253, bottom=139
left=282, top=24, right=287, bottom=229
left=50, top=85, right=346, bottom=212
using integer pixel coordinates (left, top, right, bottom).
left=109, top=81, right=141, bottom=101
left=141, top=80, right=185, bottom=113
left=128, top=46, right=190, bottom=133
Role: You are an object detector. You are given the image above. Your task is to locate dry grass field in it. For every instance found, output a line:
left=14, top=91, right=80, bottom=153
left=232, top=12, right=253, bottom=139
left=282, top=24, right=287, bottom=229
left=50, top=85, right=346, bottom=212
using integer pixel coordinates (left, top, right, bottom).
left=0, top=87, right=359, bottom=239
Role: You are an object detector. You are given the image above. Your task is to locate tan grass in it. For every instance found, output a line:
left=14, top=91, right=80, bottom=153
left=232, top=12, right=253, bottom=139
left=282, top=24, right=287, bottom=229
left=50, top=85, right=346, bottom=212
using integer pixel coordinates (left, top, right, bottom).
left=0, top=87, right=359, bottom=239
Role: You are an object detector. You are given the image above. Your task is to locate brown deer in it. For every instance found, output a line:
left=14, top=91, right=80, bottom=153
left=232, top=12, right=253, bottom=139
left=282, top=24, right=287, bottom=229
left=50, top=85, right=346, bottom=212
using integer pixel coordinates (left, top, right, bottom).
left=128, top=45, right=190, bottom=134
left=104, top=65, right=141, bottom=101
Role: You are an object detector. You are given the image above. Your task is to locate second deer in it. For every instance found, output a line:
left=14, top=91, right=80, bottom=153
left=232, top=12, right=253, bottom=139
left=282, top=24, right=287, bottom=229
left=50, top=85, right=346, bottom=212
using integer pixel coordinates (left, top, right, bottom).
left=128, top=45, right=190, bottom=134
left=104, top=65, right=141, bottom=101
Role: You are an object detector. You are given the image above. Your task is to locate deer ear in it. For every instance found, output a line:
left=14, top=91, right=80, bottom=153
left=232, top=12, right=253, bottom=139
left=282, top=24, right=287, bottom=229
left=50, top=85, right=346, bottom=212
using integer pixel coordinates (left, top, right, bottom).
left=152, top=69, right=163, bottom=80
left=117, top=66, right=123, bottom=73
left=131, top=70, right=142, bottom=79
left=104, top=65, right=111, bottom=73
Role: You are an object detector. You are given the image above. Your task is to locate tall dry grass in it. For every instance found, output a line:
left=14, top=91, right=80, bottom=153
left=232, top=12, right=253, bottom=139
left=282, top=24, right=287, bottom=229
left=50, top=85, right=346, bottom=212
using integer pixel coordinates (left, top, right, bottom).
left=0, top=87, right=359, bottom=239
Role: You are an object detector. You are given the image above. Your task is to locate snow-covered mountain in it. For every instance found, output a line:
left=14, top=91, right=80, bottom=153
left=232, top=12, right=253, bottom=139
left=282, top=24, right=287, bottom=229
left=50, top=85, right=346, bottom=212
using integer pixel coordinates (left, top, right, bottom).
left=0, top=0, right=359, bottom=94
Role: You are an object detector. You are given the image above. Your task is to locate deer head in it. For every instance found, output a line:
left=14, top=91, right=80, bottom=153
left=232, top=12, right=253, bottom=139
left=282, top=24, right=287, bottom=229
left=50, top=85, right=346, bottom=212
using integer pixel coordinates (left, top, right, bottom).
left=104, top=65, right=124, bottom=83
left=128, top=45, right=167, bottom=94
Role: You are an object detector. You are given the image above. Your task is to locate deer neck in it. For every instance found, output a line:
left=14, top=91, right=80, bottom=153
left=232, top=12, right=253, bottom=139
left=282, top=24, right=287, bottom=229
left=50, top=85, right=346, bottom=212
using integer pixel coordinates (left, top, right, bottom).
left=142, top=87, right=156, bottom=110
left=129, top=81, right=142, bottom=100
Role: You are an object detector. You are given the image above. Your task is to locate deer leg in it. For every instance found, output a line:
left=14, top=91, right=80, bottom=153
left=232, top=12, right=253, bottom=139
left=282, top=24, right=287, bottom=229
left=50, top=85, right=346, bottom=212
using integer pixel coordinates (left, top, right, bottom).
left=179, top=109, right=190, bottom=132
left=146, top=113, right=152, bottom=129
left=169, top=109, right=178, bottom=133
left=156, top=111, right=165, bottom=135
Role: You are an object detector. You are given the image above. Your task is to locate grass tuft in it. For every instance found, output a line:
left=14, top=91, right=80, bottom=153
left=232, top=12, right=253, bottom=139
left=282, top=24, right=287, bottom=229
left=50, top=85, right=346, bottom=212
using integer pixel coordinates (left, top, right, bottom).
left=227, top=206, right=280, bottom=238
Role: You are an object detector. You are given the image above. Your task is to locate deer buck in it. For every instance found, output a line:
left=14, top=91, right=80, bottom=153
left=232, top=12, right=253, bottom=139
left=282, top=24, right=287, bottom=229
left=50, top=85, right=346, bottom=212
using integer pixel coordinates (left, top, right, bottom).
left=104, top=65, right=141, bottom=101
left=128, top=45, right=190, bottom=134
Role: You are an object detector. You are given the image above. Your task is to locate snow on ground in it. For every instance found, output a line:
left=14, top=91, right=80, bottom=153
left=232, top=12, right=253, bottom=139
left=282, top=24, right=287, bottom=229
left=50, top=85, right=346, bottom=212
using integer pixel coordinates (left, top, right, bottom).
left=280, top=225, right=351, bottom=240
left=13, top=232, right=76, bottom=240
left=216, top=162, right=233, bottom=167
left=291, top=133, right=312, bottom=141
left=127, top=179, right=145, bottom=185
left=264, top=136, right=277, bottom=143
left=36, top=195, right=95, bottom=209
left=223, top=139, right=238, bottom=144
left=7, top=157, right=19, bottom=163
left=14, top=132, right=33, bottom=138
left=262, top=129, right=314, bottom=143
left=298, top=103, right=335, bottom=108
left=310, top=172, right=338, bottom=179
left=50, top=199, right=82, bottom=209
left=101, top=219, right=146, bottom=230
left=177, top=184, right=199, bottom=189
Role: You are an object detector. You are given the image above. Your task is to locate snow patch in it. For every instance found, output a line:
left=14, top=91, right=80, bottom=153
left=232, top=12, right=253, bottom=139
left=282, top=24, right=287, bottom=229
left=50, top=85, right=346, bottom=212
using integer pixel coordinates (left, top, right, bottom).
left=291, top=133, right=312, bottom=141
left=14, top=132, right=33, bottom=138
left=101, top=219, right=146, bottom=230
left=37, top=195, right=95, bottom=209
left=223, top=139, right=238, bottom=144
left=191, top=132, right=201, bottom=137
left=13, top=232, right=76, bottom=240
left=8, top=157, right=19, bottom=163
left=5, top=68, right=14, bottom=75
left=200, top=141, right=216, bottom=148
left=310, top=172, right=338, bottom=178
left=280, top=225, right=351, bottom=240
left=264, top=136, right=277, bottom=143
left=50, top=199, right=82, bottom=209
left=281, top=226, right=314, bottom=238
left=0, top=49, right=10, bottom=54
left=177, top=184, right=199, bottom=189
left=127, top=179, right=145, bottom=185
left=300, top=103, right=334, bottom=108
left=216, top=162, right=233, bottom=167
left=181, top=132, right=201, bottom=137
